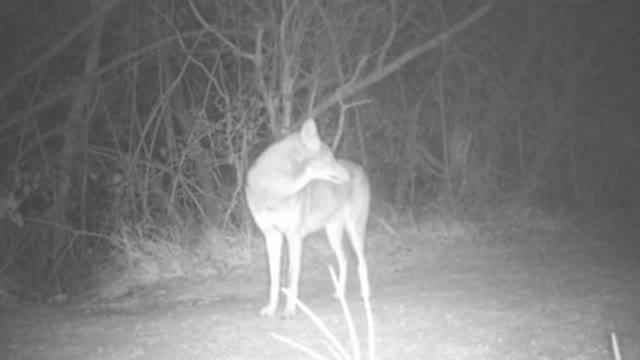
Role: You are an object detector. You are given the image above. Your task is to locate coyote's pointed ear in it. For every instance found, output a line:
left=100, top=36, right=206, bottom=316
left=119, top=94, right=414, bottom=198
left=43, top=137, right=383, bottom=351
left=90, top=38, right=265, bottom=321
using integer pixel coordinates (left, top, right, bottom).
left=299, top=118, right=321, bottom=151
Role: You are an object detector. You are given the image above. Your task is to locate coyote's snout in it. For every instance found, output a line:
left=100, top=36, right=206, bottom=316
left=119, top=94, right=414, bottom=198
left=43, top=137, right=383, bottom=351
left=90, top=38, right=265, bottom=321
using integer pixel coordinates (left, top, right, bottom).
left=246, top=118, right=371, bottom=318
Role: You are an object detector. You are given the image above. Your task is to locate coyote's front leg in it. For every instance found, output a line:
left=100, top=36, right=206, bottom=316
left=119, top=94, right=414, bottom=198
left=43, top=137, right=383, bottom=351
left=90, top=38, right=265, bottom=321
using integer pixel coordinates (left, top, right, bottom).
left=282, top=232, right=303, bottom=318
left=260, top=229, right=283, bottom=317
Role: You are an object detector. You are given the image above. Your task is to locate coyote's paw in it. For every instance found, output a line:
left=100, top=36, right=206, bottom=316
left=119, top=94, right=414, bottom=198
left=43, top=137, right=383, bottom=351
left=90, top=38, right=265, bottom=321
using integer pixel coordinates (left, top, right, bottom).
left=332, top=288, right=345, bottom=301
left=259, top=303, right=277, bottom=317
left=282, top=304, right=297, bottom=319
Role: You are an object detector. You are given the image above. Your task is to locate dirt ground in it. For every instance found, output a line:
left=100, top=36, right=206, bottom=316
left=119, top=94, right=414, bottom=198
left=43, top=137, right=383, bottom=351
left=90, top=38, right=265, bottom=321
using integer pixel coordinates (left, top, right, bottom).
left=2, top=218, right=639, bottom=360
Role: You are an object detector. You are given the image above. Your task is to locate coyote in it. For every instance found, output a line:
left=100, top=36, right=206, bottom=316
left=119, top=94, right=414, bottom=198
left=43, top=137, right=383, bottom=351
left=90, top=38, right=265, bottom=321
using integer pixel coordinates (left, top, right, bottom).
left=246, top=118, right=371, bottom=318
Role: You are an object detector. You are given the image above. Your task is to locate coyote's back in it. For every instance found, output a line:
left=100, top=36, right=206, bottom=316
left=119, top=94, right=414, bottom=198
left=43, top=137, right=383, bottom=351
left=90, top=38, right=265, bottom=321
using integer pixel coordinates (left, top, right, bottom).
left=246, top=118, right=371, bottom=318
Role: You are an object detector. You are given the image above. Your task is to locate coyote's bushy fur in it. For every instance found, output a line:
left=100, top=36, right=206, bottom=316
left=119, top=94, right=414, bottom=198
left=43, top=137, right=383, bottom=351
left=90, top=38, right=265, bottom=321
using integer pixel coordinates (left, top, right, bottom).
left=246, top=118, right=371, bottom=318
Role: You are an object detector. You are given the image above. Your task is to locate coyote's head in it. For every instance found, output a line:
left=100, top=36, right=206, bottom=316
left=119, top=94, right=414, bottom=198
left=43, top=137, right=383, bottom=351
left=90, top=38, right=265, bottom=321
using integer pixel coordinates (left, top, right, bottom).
left=294, top=118, right=350, bottom=185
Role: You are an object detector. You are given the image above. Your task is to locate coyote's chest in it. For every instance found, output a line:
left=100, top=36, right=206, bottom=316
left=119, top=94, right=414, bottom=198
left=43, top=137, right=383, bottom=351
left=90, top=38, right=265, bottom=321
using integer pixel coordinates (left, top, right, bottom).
left=252, top=180, right=349, bottom=237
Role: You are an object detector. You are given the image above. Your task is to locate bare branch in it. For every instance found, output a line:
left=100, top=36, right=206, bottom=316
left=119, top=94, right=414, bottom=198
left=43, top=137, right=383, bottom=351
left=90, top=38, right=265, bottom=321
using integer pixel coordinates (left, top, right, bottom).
left=312, top=2, right=495, bottom=118
left=345, top=56, right=369, bottom=89
left=0, top=0, right=124, bottom=103
left=188, top=0, right=256, bottom=61
left=1, top=31, right=206, bottom=134
left=312, top=0, right=345, bottom=83
left=331, top=98, right=371, bottom=151
left=376, top=0, right=397, bottom=69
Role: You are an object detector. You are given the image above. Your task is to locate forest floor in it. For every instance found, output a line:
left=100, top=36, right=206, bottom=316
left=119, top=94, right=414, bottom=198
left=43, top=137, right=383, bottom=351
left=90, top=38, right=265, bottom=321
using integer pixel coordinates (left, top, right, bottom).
left=2, top=211, right=639, bottom=360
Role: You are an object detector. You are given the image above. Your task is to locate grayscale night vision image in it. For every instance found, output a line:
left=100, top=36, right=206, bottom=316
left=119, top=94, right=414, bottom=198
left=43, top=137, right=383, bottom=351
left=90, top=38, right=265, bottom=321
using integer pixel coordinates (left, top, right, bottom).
left=0, top=1, right=638, bottom=359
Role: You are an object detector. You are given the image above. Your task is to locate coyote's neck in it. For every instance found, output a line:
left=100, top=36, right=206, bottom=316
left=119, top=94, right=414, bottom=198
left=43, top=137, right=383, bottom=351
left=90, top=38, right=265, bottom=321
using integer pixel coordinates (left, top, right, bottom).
left=247, top=160, right=310, bottom=207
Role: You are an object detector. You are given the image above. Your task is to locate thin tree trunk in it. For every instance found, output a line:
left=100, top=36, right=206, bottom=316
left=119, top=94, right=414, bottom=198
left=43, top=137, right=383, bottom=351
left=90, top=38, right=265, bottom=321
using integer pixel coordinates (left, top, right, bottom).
left=52, top=0, right=105, bottom=286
